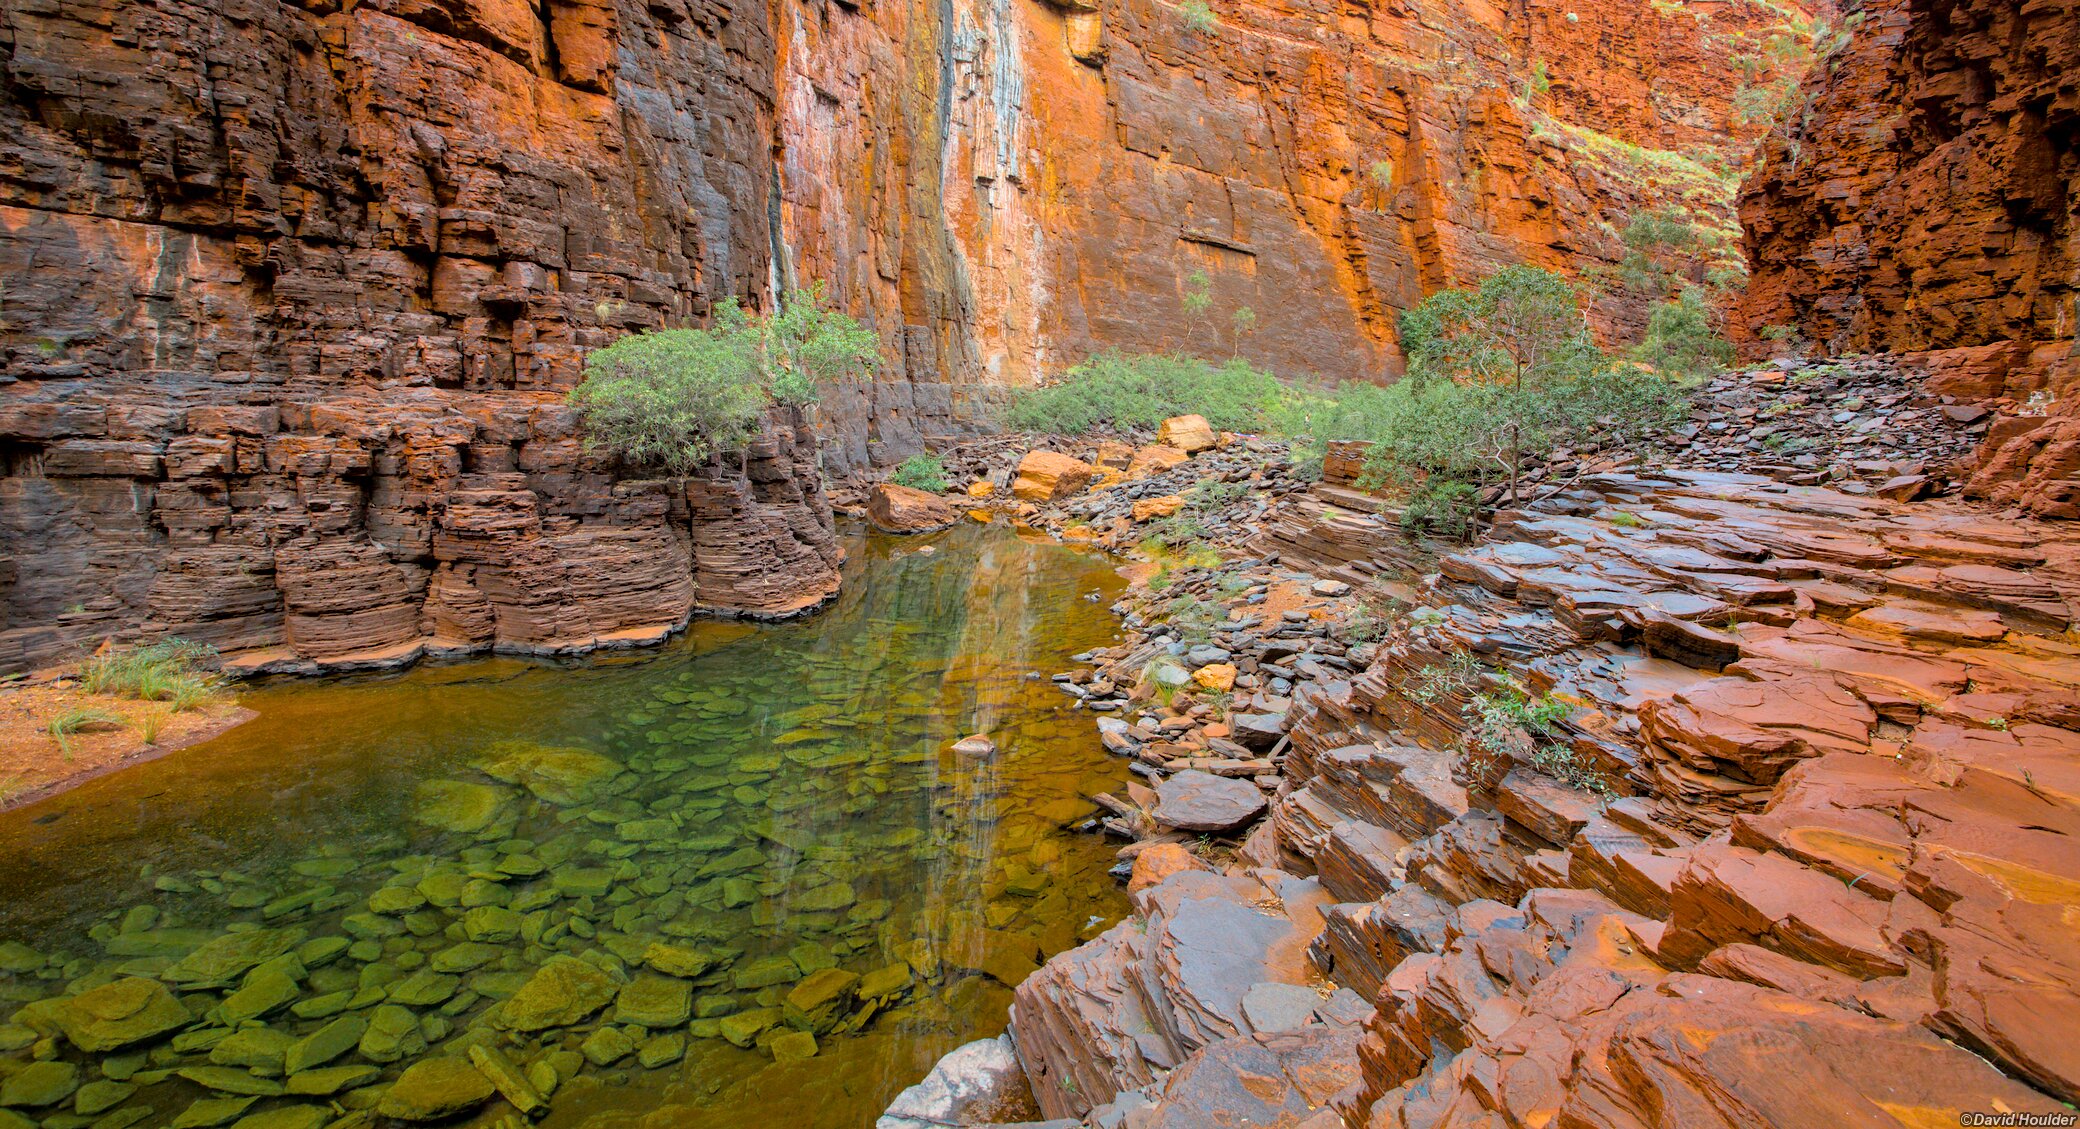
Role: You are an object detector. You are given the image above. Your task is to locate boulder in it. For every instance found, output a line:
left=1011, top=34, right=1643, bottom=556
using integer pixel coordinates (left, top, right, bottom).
left=1132, top=495, right=1187, bottom=522
left=1012, top=451, right=1097, bottom=503
left=1127, top=445, right=1190, bottom=479
left=1191, top=663, right=1236, bottom=691
left=877, top=1035, right=1026, bottom=1129
left=867, top=483, right=960, bottom=534
left=1157, top=415, right=1218, bottom=454
left=1153, top=770, right=1268, bottom=833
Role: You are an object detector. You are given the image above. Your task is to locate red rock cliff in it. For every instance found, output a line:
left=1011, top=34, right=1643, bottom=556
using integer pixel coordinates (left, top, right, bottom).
left=0, top=0, right=1814, bottom=669
left=776, top=0, right=1824, bottom=419
left=0, top=0, right=842, bottom=672
left=1738, top=0, right=2080, bottom=517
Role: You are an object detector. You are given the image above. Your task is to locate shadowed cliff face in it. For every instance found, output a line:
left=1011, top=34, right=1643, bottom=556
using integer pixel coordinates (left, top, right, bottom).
left=1740, top=0, right=2079, bottom=365
left=0, top=0, right=1811, bottom=669
left=0, top=0, right=838, bottom=671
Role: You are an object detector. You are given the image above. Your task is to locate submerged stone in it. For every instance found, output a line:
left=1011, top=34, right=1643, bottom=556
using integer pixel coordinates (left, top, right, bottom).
left=283, top=1064, right=377, bottom=1095
left=499, top=957, right=618, bottom=1031
left=23, top=977, right=191, bottom=1053
left=227, top=1106, right=329, bottom=1129
left=376, top=1057, right=494, bottom=1122
left=474, top=742, right=625, bottom=805
left=466, top=1044, right=543, bottom=1116
left=733, top=955, right=801, bottom=990
left=769, top=1029, right=818, bottom=1063
left=615, top=976, right=693, bottom=1028
left=208, top=1027, right=294, bottom=1072
left=718, top=1008, right=780, bottom=1048
left=284, top=1015, right=364, bottom=1075
left=175, top=1066, right=283, bottom=1097
left=411, top=780, right=512, bottom=835
left=161, top=929, right=306, bottom=989
left=783, top=968, right=859, bottom=1034
left=580, top=1026, right=635, bottom=1066
left=169, top=1097, right=256, bottom=1129
left=641, top=942, right=711, bottom=979
left=73, top=1079, right=136, bottom=1116
left=0, top=1060, right=80, bottom=1107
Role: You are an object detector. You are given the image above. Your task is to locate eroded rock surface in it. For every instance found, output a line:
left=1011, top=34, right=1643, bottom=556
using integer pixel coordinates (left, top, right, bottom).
left=1008, top=446, right=2080, bottom=1126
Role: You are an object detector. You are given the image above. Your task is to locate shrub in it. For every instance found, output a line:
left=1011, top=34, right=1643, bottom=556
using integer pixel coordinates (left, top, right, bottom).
left=1463, top=687, right=1613, bottom=797
left=1178, top=0, right=1217, bottom=34
left=1635, top=286, right=1735, bottom=383
left=1269, top=266, right=1687, bottom=531
left=1004, top=352, right=1285, bottom=435
left=571, top=288, right=877, bottom=473
left=890, top=455, right=949, bottom=493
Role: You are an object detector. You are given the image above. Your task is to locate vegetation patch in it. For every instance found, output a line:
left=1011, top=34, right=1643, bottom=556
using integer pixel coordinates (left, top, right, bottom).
left=889, top=455, right=949, bottom=493
left=571, top=288, right=877, bottom=473
left=1004, top=352, right=1285, bottom=436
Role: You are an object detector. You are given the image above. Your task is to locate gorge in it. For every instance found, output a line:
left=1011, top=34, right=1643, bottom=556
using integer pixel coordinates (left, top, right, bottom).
left=2, top=0, right=2079, bottom=1127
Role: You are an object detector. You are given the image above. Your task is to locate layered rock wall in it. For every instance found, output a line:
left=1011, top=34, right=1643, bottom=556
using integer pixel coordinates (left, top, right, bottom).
left=780, top=0, right=1823, bottom=408
left=1740, top=0, right=2079, bottom=362
left=1738, top=0, right=2080, bottom=517
left=0, top=0, right=845, bottom=671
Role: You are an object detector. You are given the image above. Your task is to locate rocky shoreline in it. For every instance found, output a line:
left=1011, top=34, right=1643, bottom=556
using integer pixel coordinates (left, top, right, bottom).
left=880, top=353, right=2080, bottom=1126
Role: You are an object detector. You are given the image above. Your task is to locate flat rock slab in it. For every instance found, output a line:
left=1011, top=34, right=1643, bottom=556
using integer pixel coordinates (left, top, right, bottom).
left=1154, top=770, right=1267, bottom=833
left=1239, top=981, right=1322, bottom=1034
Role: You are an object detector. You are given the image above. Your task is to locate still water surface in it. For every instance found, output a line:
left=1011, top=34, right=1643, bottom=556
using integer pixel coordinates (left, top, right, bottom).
left=0, top=525, right=1129, bottom=1127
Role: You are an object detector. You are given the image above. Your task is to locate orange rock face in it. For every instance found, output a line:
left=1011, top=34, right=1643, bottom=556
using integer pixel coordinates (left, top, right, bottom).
left=776, top=0, right=1823, bottom=385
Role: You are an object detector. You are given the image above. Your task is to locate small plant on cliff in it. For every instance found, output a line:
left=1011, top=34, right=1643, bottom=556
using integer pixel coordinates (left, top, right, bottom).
left=1462, top=687, right=1613, bottom=798
left=1177, top=0, right=1217, bottom=35
left=571, top=287, right=877, bottom=472
left=889, top=455, right=950, bottom=493
left=1407, top=649, right=1485, bottom=704
left=1522, top=59, right=1552, bottom=105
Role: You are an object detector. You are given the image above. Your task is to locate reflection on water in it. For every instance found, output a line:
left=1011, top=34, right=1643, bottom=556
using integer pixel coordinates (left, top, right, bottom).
left=0, top=525, right=1129, bottom=1128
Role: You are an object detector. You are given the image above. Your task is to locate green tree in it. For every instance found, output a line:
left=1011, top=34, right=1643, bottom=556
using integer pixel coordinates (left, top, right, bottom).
left=1636, top=286, right=1735, bottom=382
left=570, top=288, right=877, bottom=473
left=1398, top=264, right=1605, bottom=499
